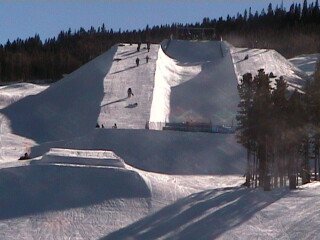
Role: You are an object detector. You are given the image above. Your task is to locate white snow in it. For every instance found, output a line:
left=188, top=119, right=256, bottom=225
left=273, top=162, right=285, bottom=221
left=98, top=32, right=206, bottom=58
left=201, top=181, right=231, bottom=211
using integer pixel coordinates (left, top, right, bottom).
left=150, top=40, right=239, bottom=127
left=289, top=53, right=320, bottom=77
left=231, top=47, right=309, bottom=91
left=0, top=40, right=318, bottom=239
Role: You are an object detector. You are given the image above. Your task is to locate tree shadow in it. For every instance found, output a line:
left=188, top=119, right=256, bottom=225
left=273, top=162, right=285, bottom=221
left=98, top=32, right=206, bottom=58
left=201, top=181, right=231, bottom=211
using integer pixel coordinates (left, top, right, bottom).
left=0, top=164, right=151, bottom=220
left=102, top=187, right=287, bottom=240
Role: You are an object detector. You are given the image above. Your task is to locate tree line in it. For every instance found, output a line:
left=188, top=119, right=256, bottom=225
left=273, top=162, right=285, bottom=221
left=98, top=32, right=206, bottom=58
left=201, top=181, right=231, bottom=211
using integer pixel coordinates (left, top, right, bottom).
left=1, top=0, right=320, bottom=82
left=237, top=61, right=320, bottom=190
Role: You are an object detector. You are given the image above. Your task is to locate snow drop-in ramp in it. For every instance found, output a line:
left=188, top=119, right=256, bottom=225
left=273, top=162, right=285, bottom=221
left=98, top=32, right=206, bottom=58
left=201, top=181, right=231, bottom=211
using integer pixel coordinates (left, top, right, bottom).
left=149, top=40, right=239, bottom=128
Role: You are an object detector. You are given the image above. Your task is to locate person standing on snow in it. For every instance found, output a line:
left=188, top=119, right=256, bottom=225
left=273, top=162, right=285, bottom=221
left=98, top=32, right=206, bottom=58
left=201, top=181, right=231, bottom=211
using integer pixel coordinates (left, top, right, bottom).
left=146, top=55, right=150, bottom=63
left=127, top=88, right=134, bottom=98
left=135, top=57, right=140, bottom=67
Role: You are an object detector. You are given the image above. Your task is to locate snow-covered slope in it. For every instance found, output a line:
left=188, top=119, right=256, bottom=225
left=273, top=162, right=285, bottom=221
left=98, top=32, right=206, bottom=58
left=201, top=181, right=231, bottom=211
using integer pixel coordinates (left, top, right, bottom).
left=104, top=182, right=320, bottom=240
left=31, top=129, right=246, bottom=175
left=98, top=44, right=158, bottom=129
left=0, top=46, right=117, bottom=143
left=0, top=82, right=48, bottom=109
left=290, top=53, right=320, bottom=77
left=0, top=149, right=243, bottom=239
left=231, top=47, right=308, bottom=91
left=150, top=40, right=239, bottom=127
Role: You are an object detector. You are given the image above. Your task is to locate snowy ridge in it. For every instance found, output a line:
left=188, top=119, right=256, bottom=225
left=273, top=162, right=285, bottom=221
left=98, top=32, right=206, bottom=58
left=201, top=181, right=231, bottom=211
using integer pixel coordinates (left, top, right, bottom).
left=231, top=47, right=308, bottom=91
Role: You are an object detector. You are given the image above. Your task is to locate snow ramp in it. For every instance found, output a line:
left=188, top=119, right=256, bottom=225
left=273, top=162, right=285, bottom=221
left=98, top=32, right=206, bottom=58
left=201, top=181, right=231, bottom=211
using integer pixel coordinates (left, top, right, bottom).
left=149, top=40, right=239, bottom=128
left=0, top=151, right=151, bottom=220
left=32, top=148, right=125, bottom=168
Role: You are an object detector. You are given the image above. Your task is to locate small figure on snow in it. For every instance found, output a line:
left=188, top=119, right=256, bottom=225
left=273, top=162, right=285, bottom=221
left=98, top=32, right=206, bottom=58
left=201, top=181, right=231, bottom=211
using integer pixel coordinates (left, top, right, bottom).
left=147, top=42, right=151, bottom=52
left=112, top=123, right=117, bottom=129
left=96, top=123, right=100, bottom=128
left=18, top=152, right=30, bottom=160
left=101, top=124, right=105, bottom=128
left=127, top=88, right=134, bottom=98
left=137, top=42, right=141, bottom=52
left=136, top=57, right=140, bottom=67
left=146, top=55, right=150, bottom=63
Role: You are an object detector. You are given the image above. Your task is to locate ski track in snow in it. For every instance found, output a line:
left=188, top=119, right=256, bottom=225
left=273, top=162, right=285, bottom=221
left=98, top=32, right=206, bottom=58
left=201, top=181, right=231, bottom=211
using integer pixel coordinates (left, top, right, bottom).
left=0, top=41, right=318, bottom=239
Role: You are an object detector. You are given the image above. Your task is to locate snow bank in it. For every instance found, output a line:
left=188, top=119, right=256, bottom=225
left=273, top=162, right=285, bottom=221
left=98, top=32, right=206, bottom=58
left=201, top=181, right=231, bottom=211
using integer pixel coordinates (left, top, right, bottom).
left=33, top=148, right=125, bottom=168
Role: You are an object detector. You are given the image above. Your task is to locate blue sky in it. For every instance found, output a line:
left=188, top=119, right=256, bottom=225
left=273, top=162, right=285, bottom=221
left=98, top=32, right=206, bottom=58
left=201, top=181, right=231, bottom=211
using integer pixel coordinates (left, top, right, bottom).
left=0, top=0, right=304, bottom=44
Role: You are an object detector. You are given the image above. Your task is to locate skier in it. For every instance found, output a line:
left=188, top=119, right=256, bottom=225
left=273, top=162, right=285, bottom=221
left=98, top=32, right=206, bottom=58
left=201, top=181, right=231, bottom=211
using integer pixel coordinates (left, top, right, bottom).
left=127, top=88, right=134, bottom=98
left=112, top=123, right=117, bottom=129
left=136, top=57, right=140, bottom=67
left=146, top=55, right=150, bottom=63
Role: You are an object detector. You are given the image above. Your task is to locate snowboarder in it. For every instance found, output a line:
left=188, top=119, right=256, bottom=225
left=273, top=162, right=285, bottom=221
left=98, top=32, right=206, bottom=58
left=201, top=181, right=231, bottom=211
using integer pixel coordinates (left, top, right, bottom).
left=146, top=55, right=150, bottom=63
left=127, top=88, right=134, bottom=98
left=112, top=123, right=117, bottom=129
left=135, top=57, right=140, bottom=67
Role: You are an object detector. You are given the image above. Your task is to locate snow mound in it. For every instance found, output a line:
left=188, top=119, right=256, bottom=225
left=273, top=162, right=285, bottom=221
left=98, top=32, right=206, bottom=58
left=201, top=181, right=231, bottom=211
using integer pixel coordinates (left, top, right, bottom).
left=150, top=40, right=239, bottom=127
left=231, top=47, right=308, bottom=91
left=33, top=148, right=125, bottom=168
